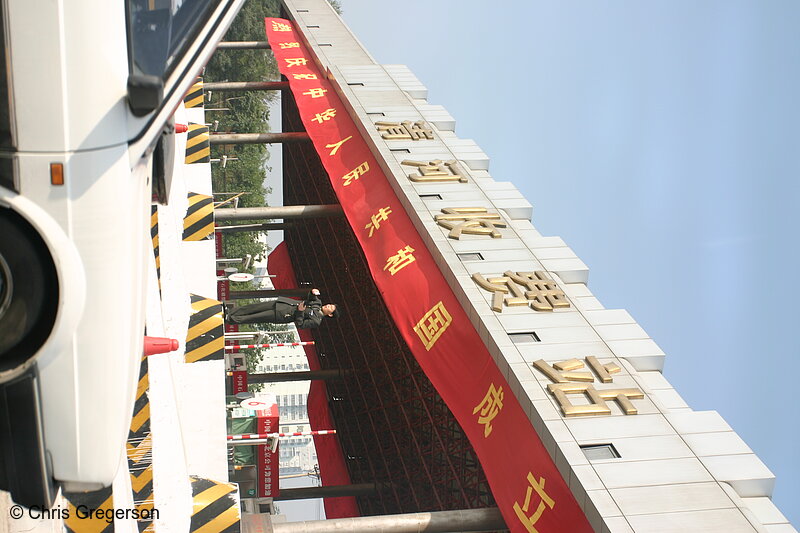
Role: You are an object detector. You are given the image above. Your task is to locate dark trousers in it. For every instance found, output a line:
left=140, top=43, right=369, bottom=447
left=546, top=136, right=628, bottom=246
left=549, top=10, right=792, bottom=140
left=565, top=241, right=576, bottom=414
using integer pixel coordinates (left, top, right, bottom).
left=227, top=301, right=286, bottom=325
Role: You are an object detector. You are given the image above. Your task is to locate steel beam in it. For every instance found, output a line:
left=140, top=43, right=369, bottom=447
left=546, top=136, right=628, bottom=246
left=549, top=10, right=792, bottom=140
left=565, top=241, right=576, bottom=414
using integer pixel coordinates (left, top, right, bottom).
left=246, top=369, right=348, bottom=384
left=273, top=483, right=379, bottom=501
left=214, top=205, right=343, bottom=222
left=217, top=41, right=271, bottom=50
left=270, top=508, right=506, bottom=533
left=210, top=132, right=310, bottom=145
left=204, top=81, right=289, bottom=91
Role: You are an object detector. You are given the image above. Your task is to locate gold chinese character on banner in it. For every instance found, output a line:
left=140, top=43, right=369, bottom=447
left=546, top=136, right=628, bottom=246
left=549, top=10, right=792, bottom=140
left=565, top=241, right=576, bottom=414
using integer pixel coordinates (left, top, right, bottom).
left=278, top=42, right=300, bottom=49
left=376, top=120, right=434, bottom=140
left=293, top=73, right=318, bottom=80
left=513, top=473, right=555, bottom=533
left=434, top=207, right=507, bottom=239
left=532, top=356, right=643, bottom=417
left=285, top=57, right=308, bottom=68
left=365, top=206, right=393, bottom=237
left=413, top=301, right=452, bottom=351
left=472, top=271, right=569, bottom=312
left=383, top=245, right=416, bottom=275
left=303, top=88, right=327, bottom=98
left=271, top=21, right=292, bottom=32
left=401, top=159, right=468, bottom=183
left=326, top=135, right=352, bottom=156
left=341, top=161, right=369, bottom=186
left=312, top=108, right=336, bottom=124
left=473, top=383, right=504, bottom=437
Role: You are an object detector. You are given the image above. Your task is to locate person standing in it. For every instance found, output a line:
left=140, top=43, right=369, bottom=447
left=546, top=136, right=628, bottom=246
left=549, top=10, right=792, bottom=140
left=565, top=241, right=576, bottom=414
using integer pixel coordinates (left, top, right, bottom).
left=225, top=289, right=338, bottom=329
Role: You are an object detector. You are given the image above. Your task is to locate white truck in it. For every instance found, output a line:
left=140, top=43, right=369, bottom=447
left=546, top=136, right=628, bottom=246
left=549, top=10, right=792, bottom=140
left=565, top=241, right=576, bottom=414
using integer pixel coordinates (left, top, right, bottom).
left=0, top=0, right=244, bottom=507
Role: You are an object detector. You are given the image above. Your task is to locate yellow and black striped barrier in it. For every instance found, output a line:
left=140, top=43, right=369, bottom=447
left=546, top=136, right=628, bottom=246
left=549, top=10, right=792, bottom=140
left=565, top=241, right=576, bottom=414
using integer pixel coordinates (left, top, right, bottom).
left=183, top=192, right=214, bottom=241
left=185, top=123, right=210, bottom=164
left=184, top=78, right=204, bottom=109
left=185, top=294, right=224, bottom=363
left=126, top=355, right=155, bottom=531
left=63, top=486, right=114, bottom=533
left=190, top=477, right=241, bottom=533
left=151, top=205, right=161, bottom=294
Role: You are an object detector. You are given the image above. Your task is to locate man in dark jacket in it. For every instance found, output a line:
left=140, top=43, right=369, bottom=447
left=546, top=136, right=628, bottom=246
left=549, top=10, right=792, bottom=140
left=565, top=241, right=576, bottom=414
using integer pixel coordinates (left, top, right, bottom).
left=225, top=289, right=338, bottom=329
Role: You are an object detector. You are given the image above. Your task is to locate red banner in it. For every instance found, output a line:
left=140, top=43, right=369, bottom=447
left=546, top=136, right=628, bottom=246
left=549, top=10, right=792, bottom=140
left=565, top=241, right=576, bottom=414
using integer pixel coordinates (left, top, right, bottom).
left=267, top=243, right=359, bottom=518
left=256, top=401, right=280, bottom=497
left=265, top=19, right=591, bottom=533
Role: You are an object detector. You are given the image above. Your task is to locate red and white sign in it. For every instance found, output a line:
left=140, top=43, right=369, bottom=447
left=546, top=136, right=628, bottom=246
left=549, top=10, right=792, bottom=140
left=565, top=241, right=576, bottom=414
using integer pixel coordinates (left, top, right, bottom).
left=231, top=371, right=248, bottom=394
left=254, top=394, right=280, bottom=497
left=264, top=18, right=592, bottom=533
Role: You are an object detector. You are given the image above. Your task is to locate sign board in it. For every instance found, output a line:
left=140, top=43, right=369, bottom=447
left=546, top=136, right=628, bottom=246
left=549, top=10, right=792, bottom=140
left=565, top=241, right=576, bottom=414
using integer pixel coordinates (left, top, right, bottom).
left=254, top=394, right=280, bottom=497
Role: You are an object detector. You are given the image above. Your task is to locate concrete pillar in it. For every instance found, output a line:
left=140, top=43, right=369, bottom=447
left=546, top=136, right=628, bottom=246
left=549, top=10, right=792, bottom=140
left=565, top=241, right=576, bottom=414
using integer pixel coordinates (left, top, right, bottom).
left=269, top=508, right=506, bottom=533
left=247, top=369, right=347, bottom=384
left=217, top=41, right=271, bottom=50
left=204, top=81, right=289, bottom=92
left=209, top=132, right=310, bottom=145
left=273, top=483, right=379, bottom=501
left=214, top=205, right=343, bottom=222
left=214, top=222, right=294, bottom=234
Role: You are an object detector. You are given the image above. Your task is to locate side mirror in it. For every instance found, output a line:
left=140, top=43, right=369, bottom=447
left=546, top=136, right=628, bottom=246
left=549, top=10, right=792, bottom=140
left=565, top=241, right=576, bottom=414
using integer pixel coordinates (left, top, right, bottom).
left=127, top=74, right=164, bottom=117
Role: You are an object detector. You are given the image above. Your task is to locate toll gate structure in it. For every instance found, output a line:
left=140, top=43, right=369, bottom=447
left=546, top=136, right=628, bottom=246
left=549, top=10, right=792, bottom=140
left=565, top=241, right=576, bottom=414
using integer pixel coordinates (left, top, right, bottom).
left=220, top=2, right=797, bottom=532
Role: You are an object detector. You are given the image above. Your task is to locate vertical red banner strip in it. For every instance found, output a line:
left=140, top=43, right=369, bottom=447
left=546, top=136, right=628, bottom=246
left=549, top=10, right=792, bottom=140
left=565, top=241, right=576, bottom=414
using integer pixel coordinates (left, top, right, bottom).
left=265, top=19, right=591, bottom=533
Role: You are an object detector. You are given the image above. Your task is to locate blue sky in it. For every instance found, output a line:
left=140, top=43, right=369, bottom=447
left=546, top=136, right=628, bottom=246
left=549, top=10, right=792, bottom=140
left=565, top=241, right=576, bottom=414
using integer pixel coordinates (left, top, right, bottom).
left=340, top=0, right=800, bottom=524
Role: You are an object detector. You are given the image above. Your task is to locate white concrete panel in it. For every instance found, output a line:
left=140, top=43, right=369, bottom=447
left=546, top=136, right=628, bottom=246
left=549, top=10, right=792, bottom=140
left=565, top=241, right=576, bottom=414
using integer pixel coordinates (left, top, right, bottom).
left=609, top=481, right=736, bottom=516
left=700, top=454, right=776, bottom=497
left=540, top=257, right=590, bottom=283
left=517, top=341, right=616, bottom=362
left=498, top=310, right=589, bottom=331
left=595, top=324, right=649, bottom=341
left=634, top=371, right=672, bottom=390
left=683, top=431, right=753, bottom=457
left=583, top=309, right=636, bottom=326
left=666, top=410, right=733, bottom=434
left=625, top=509, right=758, bottom=533
left=574, top=296, right=605, bottom=311
left=764, top=525, right=799, bottom=533
left=742, top=497, right=790, bottom=525
left=651, top=388, right=690, bottom=410
left=562, top=282, right=593, bottom=299
left=583, top=435, right=694, bottom=463
left=535, top=326, right=603, bottom=344
left=594, top=457, right=714, bottom=489
left=602, top=517, right=635, bottom=533
left=566, top=414, right=675, bottom=441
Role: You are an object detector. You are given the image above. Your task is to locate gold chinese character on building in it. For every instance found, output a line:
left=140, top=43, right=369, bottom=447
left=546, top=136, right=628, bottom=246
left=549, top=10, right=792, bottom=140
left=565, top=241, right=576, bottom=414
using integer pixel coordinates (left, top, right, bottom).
left=413, top=301, right=452, bottom=351
left=472, top=271, right=569, bottom=312
left=532, top=357, right=643, bottom=417
left=326, top=135, right=352, bottom=156
left=292, top=73, right=318, bottom=80
left=383, top=245, right=416, bottom=275
left=278, top=42, right=300, bottom=49
left=375, top=120, right=434, bottom=140
left=401, top=159, right=468, bottom=183
left=271, top=21, right=293, bottom=32
left=365, top=206, right=393, bottom=238
left=473, top=383, right=504, bottom=437
left=434, top=207, right=507, bottom=239
left=513, top=473, right=555, bottom=533
left=285, top=57, right=308, bottom=68
left=312, top=108, right=336, bottom=124
left=303, top=88, right=327, bottom=98
left=341, top=161, right=369, bottom=186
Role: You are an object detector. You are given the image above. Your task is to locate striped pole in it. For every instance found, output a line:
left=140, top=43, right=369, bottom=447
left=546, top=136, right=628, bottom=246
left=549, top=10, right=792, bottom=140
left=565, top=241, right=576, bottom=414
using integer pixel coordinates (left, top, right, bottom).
left=228, top=430, right=336, bottom=441
left=224, top=341, right=315, bottom=350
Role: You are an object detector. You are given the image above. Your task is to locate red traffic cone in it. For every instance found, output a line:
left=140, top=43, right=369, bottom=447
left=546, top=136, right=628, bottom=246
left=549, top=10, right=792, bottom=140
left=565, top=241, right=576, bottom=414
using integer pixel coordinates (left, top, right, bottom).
left=144, top=336, right=179, bottom=356
left=175, top=123, right=189, bottom=133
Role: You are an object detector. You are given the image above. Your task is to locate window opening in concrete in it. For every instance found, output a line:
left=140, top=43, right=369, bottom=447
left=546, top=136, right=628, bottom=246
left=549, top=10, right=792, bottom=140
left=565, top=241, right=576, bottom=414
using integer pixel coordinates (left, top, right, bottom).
left=457, top=252, right=484, bottom=262
left=419, top=194, right=442, bottom=200
left=580, top=443, right=620, bottom=460
left=390, top=148, right=411, bottom=153
left=509, top=332, right=541, bottom=344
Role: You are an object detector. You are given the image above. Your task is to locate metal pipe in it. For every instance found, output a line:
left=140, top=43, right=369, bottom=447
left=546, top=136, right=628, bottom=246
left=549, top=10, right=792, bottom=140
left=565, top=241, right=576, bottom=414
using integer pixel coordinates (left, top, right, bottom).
left=209, top=132, right=310, bottom=145
left=223, top=342, right=315, bottom=350
left=214, top=222, right=294, bottom=233
left=273, top=483, right=379, bottom=501
left=217, top=41, right=271, bottom=50
left=271, top=508, right=506, bottom=533
left=204, top=81, right=289, bottom=91
left=243, top=369, right=347, bottom=384
left=227, top=288, right=310, bottom=299
left=214, top=205, right=343, bottom=222
left=228, top=430, right=336, bottom=441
